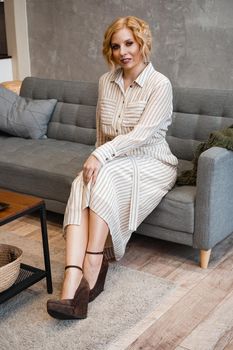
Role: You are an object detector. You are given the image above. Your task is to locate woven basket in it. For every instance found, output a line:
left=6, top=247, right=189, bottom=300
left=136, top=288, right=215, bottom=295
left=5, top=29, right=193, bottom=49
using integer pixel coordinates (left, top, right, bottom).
left=0, top=244, right=23, bottom=293
left=1, top=80, right=22, bottom=95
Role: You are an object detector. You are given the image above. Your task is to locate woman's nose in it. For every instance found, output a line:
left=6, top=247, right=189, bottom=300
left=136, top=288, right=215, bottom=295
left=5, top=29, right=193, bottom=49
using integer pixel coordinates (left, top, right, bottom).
left=119, top=45, right=127, bottom=55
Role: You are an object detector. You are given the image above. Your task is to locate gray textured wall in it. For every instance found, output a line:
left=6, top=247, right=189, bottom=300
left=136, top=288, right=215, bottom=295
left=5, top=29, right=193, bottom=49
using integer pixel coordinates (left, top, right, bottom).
left=26, top=0, right=233, bottom=89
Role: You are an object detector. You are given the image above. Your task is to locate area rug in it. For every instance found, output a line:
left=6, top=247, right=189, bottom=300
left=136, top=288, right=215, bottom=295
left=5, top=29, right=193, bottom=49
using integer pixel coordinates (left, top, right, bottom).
left=0, top=232, right=176, bottom=350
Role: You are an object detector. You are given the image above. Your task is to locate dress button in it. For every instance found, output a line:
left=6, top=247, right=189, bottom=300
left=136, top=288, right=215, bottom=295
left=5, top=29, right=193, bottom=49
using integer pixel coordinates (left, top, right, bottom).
left=106, top=158, right=109, bottom=161
left=112, top=153, right=115, bottom=157
left=130, top=85, right=133, bottom=88
left=116, top=129, right=118, bottom=132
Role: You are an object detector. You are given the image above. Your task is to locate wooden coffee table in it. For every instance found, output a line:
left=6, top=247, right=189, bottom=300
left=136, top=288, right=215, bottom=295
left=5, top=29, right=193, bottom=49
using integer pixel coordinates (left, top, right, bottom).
left=0, top=189, right=53, bottom=303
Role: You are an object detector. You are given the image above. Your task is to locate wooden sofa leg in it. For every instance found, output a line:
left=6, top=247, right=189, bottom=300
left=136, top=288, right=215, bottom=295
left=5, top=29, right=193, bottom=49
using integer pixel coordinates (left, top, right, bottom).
left=200, top=249, right=211, bottom=268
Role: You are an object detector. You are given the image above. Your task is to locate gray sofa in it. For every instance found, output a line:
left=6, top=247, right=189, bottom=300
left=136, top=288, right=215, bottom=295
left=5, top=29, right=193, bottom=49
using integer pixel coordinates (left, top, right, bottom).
left=1, top=77, right=233, bottom=268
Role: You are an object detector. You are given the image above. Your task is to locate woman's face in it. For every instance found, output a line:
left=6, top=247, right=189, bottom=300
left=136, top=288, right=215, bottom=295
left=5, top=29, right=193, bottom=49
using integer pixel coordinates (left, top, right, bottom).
left=111, top=27, right=144, bottom=71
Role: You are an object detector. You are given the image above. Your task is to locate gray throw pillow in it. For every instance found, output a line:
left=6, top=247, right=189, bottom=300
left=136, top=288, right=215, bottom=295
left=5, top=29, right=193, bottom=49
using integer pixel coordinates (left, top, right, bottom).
left=0, top=85, right=57, bottom=139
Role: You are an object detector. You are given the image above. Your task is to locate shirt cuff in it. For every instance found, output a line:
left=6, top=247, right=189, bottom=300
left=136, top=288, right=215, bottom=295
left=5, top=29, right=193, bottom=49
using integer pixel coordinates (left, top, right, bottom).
left=92, top=142, right=116, bottom=165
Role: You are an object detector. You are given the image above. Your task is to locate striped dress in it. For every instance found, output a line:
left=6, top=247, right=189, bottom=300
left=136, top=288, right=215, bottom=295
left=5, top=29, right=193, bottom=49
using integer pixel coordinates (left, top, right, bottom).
left=63, top=62, right=178, bottom=260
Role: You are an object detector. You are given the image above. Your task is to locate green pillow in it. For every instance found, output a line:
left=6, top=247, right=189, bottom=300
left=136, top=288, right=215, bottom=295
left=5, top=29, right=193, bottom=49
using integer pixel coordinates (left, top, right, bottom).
left=0, top=85, right=57, bottom=139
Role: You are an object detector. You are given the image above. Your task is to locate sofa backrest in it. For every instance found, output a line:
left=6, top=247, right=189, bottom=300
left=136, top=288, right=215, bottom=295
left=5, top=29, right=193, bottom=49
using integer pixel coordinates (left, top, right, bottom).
left=20, top=77, right=98, bottom=145
left=20, top=78, right=233, bottom=160
left=167, top=87, right=233, bottom=160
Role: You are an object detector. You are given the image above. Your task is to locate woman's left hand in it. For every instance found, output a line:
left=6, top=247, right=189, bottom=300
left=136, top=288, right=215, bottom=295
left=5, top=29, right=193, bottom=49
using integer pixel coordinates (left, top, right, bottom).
left=83, top=155, right=102, bottom=185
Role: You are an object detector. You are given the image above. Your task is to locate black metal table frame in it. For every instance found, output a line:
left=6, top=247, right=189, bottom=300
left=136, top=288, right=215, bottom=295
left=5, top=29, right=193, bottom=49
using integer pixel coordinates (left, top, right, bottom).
left=0, top=201, right=53, bottom=304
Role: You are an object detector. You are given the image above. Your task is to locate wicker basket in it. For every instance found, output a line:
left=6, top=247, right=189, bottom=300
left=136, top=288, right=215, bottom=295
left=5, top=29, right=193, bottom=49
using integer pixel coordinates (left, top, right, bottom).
left=1, top=80, right=22, bottom=95
left=0, top=244, right=23, bottom=293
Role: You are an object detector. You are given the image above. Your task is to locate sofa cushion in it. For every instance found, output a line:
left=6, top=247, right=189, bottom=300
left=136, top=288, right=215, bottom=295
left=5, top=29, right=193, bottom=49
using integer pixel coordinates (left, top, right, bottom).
left=47, top=102, right=96, bottom=145
left=166, top=88, right=233, bottom=160
left=143, top=159, right=195, bottom=234
left=0, top=86, right=57, bottom=139
left=144, top=185, right=196, bottom=234
left=0, top=135, right=94, bottom=203
left=20, top=77, right=98, bottom=145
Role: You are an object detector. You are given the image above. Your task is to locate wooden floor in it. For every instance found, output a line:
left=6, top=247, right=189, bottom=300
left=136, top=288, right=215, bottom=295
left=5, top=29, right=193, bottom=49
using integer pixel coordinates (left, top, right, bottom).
left=2, top=211, right=233, bottom=350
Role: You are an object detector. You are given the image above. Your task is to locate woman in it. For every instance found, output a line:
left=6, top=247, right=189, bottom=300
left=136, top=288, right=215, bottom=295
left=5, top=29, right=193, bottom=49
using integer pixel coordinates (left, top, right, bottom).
left=47, top=16, right=178, bottom=320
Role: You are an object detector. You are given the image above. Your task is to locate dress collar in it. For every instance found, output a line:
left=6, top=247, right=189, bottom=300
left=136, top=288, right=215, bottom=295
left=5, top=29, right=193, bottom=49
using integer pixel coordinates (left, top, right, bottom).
left=110, top=62, right=155, bottom=88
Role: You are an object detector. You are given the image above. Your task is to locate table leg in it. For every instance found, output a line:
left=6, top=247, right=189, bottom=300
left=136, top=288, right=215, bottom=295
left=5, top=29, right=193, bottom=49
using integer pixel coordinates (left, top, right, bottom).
left=39, top=203, right=53, bottom=293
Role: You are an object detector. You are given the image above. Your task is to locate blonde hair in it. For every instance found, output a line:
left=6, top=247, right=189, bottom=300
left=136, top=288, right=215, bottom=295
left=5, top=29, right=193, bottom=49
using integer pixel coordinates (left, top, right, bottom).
left=103, top=16, right=152, bottom=69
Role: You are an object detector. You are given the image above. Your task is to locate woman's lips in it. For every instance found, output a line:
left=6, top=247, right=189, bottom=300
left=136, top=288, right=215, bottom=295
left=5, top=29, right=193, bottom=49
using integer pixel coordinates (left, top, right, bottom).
left=120, top=58, right=131, bottom=64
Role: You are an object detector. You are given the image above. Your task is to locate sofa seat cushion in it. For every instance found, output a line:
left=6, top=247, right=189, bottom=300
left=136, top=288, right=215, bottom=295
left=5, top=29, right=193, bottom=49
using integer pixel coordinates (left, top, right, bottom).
left=143, top=159, right=195, bottom=234
left=0, top=135, right=94, bottom=203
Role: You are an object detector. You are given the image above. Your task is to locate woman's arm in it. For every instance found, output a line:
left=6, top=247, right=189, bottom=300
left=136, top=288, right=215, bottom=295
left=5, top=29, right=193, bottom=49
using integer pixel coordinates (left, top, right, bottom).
left=82, top=76, right=106, bottom=185
left=92, top=79, right=173, bottom=165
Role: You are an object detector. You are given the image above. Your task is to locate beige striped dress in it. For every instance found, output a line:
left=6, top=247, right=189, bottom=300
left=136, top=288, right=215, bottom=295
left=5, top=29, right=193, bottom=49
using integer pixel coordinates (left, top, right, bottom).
left=63, top=63, right=178, bottom=260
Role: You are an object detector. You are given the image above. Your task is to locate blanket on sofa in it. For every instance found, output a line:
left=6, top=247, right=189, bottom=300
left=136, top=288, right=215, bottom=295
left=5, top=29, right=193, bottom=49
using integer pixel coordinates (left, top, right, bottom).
left=177, top=124, right=233, bottom=186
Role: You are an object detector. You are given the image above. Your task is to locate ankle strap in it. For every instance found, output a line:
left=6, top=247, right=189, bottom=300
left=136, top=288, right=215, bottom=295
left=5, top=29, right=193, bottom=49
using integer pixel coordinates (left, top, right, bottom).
left=65, top=265, right=83, bottom=272
left=86, top=251, right=104, bottom=255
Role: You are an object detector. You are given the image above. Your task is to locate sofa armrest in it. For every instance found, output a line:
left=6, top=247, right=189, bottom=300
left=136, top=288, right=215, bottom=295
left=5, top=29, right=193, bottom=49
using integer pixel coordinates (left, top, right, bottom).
left=194, top=146, right=233, bottom=249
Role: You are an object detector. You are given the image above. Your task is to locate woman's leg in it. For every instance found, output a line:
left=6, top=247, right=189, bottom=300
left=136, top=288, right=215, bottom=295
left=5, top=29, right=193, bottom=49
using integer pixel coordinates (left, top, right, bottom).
left=84, top=209, right=109, bottom=289
left=61, top=207, right=89, bottom=299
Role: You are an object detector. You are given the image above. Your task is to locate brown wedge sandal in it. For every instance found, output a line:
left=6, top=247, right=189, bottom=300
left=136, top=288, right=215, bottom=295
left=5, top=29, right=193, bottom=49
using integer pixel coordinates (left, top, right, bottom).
left=86, top=251, right=109, bottom=302
left=47, top=265, right=90, bottom=320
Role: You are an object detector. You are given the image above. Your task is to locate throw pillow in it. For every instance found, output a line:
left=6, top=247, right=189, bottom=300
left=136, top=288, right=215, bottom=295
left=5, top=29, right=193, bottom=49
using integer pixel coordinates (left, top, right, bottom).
left=0, top=85, right=57, bottom=139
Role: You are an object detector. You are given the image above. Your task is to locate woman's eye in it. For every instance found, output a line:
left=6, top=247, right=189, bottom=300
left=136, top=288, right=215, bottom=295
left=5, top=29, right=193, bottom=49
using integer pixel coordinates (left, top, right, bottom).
left=111, top=45, right=119, bottom=50
left=126, top=41, right=133, bottom=46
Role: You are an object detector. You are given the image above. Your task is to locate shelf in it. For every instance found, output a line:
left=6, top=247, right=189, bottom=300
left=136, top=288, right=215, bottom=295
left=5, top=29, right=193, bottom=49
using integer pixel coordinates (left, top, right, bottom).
left=0, top=55, right=12, bottom=60
left=0, top=263, right=46, bottom=304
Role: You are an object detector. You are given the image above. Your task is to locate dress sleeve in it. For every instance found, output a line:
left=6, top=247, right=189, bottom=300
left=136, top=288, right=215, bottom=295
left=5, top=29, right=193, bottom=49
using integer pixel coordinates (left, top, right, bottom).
left=92, top=79, right=173, bottom=165
left=95, top=76, right=107, bottom=148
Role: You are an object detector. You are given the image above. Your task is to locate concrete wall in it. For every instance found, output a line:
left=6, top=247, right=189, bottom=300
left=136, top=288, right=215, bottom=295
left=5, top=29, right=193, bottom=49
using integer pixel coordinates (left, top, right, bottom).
left=26, top=0, right=233, bottom=89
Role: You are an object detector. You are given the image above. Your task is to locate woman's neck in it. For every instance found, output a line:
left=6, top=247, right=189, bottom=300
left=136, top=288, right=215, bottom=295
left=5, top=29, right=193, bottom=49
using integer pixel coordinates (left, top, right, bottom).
left=122, top=61, right=147, bottom=84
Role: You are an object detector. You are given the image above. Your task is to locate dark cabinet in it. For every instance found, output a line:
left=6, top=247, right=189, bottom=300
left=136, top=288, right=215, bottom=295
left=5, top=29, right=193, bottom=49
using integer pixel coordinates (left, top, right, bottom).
left=0, top=2, right=8, bottom=57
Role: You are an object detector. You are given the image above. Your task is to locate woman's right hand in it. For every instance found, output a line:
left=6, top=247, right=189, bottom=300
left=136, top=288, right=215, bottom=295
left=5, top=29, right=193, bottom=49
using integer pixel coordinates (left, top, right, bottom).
left=82, top=155, right=102, bottom=185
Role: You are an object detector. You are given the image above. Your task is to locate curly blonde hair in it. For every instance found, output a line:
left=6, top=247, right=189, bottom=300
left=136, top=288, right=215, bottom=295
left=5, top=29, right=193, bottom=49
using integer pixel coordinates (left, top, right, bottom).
left=103, top=16, right=152, bottom=69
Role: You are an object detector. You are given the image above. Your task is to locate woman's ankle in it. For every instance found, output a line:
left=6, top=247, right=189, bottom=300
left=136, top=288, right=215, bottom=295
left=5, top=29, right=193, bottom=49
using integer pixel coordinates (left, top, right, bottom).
left=83, top=254, right=103, bottom=289
left=61, top=269, right=83, bottom=299
left=85, top=253, right=103, bottom=267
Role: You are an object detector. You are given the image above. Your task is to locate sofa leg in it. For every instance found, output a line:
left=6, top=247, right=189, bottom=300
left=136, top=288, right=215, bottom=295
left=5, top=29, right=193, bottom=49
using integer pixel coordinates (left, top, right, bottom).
left=200, top=249, right=211, bottom=268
